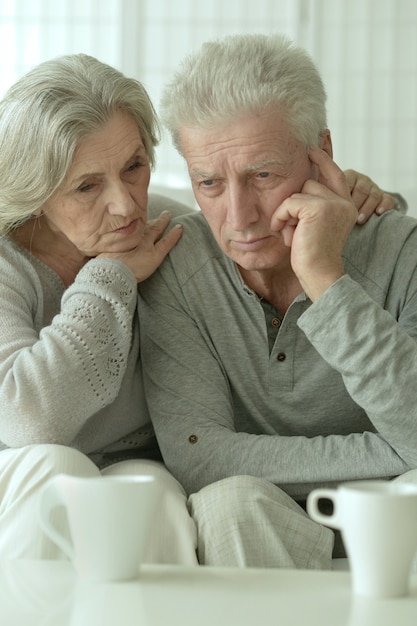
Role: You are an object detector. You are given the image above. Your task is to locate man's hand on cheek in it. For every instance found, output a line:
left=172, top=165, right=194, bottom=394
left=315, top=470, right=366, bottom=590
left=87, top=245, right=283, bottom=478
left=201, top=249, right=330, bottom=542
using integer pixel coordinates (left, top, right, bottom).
left=270, top=148, right=357, bottom=301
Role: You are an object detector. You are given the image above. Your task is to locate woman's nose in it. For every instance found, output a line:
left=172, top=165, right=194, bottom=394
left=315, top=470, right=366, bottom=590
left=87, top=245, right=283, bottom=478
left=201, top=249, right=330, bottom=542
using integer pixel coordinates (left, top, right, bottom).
left=106, top=183, right=136, bottom=216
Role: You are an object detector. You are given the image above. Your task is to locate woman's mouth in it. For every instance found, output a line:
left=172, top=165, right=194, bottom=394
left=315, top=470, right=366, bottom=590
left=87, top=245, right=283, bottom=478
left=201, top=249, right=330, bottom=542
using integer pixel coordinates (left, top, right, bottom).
left=113, top=219, right=138, bottom=235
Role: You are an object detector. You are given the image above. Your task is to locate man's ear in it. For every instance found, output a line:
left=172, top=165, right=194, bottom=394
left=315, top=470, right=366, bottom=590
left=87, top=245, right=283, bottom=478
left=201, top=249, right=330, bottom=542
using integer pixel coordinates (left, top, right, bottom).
left=319, top=130, right=333, bottom=158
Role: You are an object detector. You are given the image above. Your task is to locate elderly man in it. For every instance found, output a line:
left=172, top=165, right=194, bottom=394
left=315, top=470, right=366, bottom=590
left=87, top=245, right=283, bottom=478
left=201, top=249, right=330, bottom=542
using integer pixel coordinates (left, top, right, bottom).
left=139, top=33, right=417, bottom=569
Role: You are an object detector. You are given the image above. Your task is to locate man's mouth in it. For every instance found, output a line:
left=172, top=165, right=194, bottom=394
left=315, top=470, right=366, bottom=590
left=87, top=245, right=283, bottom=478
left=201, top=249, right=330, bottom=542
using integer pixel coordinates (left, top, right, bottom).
left=231, top=235, right=271, bottom=251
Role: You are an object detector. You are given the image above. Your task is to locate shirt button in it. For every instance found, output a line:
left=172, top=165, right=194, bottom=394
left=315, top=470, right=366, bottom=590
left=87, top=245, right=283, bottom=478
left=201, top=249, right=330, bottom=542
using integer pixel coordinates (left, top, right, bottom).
left=277, top=352, right=286, bottom=362
left=272, top=317, right=281, bottom=328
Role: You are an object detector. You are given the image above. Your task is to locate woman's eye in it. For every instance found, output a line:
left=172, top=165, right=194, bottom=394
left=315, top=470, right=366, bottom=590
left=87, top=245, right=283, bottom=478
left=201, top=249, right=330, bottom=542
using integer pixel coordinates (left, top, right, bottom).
left=77, top=182, right=95, bottom=192
left=125, top=158, right=148, bottom=175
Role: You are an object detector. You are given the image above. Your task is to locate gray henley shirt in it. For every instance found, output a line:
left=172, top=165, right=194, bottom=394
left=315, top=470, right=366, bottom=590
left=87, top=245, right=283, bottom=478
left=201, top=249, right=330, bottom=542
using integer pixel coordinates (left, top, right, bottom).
left=139, top=209, right=417, bottom=499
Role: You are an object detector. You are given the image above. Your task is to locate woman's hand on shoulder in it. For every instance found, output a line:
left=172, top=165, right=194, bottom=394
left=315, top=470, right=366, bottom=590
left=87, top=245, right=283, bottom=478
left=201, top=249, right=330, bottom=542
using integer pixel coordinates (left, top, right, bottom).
left=344, top=169, right=395, bottom=224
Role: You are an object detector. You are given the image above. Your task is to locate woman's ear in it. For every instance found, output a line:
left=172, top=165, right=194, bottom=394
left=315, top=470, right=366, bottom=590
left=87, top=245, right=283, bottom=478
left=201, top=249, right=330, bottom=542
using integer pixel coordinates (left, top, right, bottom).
left=319, top=130, right=333, bottom=158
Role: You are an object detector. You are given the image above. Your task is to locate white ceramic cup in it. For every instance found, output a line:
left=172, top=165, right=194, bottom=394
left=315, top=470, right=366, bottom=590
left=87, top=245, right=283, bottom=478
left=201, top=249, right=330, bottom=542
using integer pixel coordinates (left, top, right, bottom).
left=38, top=474, right=159, bottom=582
left=307, top=480, right=417, bottom=598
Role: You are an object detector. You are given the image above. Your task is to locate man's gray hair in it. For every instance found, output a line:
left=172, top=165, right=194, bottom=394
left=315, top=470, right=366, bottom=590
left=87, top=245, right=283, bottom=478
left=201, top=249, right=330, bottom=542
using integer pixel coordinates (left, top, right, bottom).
left=160, top=33, right=327, bottom=155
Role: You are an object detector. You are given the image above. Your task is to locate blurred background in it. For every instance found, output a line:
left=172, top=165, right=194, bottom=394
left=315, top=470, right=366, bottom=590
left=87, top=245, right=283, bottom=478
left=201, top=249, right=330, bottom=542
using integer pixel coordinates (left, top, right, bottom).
left=0, top=0, right=416, bottom=214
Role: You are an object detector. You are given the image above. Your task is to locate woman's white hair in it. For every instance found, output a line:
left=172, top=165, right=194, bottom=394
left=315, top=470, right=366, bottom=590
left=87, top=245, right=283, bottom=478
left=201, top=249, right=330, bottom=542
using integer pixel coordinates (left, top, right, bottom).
left=160, top=33, right=327, bottom=155
left=0, top=53, right=160, bottom=235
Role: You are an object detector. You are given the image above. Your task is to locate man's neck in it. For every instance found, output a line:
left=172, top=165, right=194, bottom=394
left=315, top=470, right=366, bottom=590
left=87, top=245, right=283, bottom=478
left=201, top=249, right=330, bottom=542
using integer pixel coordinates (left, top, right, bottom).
left=238, top=265, right=303, bottom=315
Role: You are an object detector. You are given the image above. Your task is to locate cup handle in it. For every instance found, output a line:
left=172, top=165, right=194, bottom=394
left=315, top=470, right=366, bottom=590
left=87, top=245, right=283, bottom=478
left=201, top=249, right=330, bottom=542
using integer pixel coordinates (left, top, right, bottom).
left=306, top=488, right=340, bottom=529
left=38, top=476, right=74, bottom=559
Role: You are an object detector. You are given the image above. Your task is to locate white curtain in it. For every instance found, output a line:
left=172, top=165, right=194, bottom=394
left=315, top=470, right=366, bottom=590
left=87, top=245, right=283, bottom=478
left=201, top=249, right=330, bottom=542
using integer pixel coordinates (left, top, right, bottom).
left=1, top=0, right=416, bottom=213
left=312, top=0, right=417, bottom=212
left=0, top=0, right=124, bottom=96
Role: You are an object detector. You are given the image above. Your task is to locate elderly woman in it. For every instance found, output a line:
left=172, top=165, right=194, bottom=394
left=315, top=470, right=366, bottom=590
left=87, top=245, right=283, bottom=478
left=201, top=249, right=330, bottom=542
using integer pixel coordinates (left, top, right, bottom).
left=0, top=53, right=197, bottom=563
left=0, top=52, right=398, bottom=564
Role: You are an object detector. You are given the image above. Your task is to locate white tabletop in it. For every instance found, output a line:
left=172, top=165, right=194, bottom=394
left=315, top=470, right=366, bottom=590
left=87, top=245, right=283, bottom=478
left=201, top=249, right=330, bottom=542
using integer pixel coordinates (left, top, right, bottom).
left=0, top=560, right=416, bottom=626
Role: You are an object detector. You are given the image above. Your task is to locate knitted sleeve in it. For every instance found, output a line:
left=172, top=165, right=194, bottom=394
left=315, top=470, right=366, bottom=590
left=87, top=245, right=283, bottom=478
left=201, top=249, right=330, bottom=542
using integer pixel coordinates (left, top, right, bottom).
left=0, top=252, right=137, bottom=447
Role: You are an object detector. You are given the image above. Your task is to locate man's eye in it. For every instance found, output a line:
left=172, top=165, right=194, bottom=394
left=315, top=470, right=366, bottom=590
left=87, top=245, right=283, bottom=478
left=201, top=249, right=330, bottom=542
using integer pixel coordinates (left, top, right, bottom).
left=258, top=171, right=270, bottom=178
left=202, top=179, right=214, bottom=186
left=126, top=160, right=142, bottom=173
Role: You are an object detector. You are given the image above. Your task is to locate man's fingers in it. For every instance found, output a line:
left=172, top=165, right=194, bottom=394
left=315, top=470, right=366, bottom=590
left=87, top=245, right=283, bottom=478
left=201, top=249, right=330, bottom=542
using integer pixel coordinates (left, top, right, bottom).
left=308, top=146, right=351, bottom=199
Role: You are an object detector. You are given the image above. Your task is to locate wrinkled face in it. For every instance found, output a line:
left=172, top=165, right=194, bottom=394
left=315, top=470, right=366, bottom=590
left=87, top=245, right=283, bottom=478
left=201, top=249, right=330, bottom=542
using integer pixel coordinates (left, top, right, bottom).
left=179, top=111, right=315, bottom=273
left=41, top=110, right=151, bottom=257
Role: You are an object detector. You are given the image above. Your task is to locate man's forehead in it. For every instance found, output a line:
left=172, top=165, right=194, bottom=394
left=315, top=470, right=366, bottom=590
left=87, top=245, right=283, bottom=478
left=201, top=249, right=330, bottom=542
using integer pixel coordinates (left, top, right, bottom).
left=179, top=111, right=293, bottom=149
left=244, top=158, right=285, bottom=172
left=189, top=154, right=300, bottom=179
left=181, top=115, right=306, bottom=177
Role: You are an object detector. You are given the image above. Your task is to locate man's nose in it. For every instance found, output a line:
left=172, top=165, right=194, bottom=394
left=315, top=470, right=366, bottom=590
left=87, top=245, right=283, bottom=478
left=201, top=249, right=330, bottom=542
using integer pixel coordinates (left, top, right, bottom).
left=226, top=185, right=259, bottom=230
